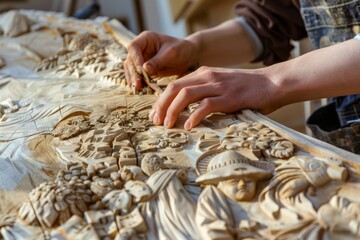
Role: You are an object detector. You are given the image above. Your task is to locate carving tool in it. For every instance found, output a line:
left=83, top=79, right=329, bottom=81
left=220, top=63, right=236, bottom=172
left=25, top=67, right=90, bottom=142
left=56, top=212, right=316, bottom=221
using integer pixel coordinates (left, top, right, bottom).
left=141, top=68, right=164, bottom=95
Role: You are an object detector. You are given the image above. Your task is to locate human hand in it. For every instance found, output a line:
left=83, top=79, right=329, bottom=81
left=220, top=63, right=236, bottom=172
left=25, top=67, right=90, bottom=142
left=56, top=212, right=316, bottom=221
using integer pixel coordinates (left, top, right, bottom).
left=124, top=31, right=199, bottom=91
left=149, top=66, right=282, bottom=130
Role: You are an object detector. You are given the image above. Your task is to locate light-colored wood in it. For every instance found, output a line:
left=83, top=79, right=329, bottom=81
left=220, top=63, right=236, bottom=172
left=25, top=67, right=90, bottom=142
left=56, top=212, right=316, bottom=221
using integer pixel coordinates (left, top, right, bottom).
left=241, top=110, right=360, bottom=170
left=0, top=11, right=31, bottom=37
left=2, top=9, right=360, bottom=240
left=102, top=19, right=136, bottom=48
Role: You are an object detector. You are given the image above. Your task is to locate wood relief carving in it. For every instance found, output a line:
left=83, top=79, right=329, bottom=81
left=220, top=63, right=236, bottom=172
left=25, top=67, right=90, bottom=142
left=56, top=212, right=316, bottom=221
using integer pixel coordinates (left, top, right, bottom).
left=222, top=122, right=295, bottom=159
left=18, top=166, right=96, bottom=228
left=0, top=11, right=31, bottom=37
left=134, top=129, right=189, bottom=154
left=259, top=156, right=348, bottom=222
left=101, top=63, right=126, bottom=85
left=2, top=9, right=360, bottom=240
left=52, top=114, right=91, bottom=140
left=196, top=150, right=275, bottom=201
left=50, top=215, right=99, bottom=239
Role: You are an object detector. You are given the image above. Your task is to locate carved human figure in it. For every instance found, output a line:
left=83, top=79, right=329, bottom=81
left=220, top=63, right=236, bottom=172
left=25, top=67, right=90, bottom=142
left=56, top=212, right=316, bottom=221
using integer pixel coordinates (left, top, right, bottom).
left=265, top=195, right=360, bottom=240
left=317, top=195, right=360, bottom=238
left=195, top=150, right=274, bottom=239
left=140, top=153, right=166, bottom=176
left=196, top=150, right=274, bottom=201
left=139, top=169, right=201, bottom=239
left=258, top=156, right=348, bottom=226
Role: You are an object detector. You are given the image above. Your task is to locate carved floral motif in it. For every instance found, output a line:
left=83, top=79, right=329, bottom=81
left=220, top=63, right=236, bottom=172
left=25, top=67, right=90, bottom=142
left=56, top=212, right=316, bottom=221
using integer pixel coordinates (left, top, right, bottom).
left=3, top=10, right=360, bottom=240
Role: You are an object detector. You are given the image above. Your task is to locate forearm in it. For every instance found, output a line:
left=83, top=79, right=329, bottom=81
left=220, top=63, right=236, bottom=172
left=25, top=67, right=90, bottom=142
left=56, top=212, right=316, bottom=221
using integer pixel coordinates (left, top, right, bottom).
left=186, top=19, right=258, bottom=67
left=271, top=39, right=360, bottom=106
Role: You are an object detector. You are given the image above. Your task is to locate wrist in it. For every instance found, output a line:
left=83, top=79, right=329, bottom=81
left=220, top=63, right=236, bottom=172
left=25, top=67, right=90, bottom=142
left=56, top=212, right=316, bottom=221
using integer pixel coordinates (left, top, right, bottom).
left=265, top=60, right=301, bottom=107
left=185, top=31, right=203, bottom=69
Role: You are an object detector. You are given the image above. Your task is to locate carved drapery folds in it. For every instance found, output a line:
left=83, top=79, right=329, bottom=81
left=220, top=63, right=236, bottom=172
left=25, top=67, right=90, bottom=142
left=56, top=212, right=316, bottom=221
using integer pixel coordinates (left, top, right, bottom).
left=2, top=9, right=360, bottom=240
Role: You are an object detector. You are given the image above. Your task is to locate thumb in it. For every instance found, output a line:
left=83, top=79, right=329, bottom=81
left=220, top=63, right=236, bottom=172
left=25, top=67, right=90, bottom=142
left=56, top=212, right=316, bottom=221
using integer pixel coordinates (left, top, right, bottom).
left=143, top=51, right=169, bottom=76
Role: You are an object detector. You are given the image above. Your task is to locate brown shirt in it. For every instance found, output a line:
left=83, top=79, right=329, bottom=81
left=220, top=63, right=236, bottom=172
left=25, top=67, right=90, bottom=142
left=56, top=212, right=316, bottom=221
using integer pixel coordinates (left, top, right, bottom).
left=234, top=0, right=307, bottom=65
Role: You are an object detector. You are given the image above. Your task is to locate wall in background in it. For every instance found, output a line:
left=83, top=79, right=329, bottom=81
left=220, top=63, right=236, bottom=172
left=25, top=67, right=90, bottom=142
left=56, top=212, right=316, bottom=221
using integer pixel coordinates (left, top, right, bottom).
left=0, top=0, right=53, bottom=11
left=0, top=0, right=144, bottom=35
left=72, top=0, right=141, bottom=34
left=140, top=0, right=187, bottom=38
left=0, top=0, right=186, bottom=37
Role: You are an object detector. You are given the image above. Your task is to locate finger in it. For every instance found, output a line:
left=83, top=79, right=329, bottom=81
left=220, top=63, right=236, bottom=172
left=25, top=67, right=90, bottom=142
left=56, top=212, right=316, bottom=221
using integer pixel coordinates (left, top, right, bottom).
left=127, top=62, right=142, bottom=90
left=148, top=108, right=156, bottom=120
left=143, top=48, right=173, bottom=77
left=143, top=61, right=157, bottom=77
left=128, top=46, right=144, bottom=74
left=151, top=81, right=184, bottom=126
left=124, top=59, right=131, bottom=87
left=163, top=84, right=219, bottom=128
left=143, top=45, right=187, bottom=77
left=151, top=72, right=209, bottom=125
left=127, top=35, right=148, bottom=73
left=184, top=96, right=225, bottom=130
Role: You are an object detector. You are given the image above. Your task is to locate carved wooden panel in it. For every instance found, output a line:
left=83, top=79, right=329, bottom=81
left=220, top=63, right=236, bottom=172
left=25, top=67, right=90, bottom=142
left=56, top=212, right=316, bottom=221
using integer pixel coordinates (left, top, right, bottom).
left=1, top=9, right=360, bottom=240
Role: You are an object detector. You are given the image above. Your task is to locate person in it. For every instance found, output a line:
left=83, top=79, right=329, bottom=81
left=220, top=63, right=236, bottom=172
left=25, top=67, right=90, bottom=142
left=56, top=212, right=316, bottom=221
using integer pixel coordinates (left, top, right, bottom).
left=124, top=0, right=360, bottom=153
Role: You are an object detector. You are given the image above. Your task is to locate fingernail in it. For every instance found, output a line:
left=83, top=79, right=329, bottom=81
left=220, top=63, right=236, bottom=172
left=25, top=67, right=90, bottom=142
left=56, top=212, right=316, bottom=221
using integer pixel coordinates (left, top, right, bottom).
left=184, top=120, right=192, bottom=131
left=136, top=65, right=142, bottom=74
left=153, top=113, right=160, bottom=125
left=149, top=109, right=155, bottom=120
left=164, top=117, right=170, bottom=128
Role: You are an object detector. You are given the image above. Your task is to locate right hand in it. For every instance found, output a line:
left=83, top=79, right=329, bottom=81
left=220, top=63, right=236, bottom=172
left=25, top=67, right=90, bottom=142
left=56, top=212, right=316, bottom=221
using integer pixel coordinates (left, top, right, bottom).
left=124, top=31, right=199, bottom=90
left=149, top=66, right=283, bottom=130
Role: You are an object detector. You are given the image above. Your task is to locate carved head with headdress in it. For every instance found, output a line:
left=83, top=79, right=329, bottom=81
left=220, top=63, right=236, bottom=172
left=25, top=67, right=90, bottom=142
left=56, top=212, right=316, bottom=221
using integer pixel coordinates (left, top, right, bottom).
left=196, top=150, right=274, bottom=201
left=274, top=156, right=348, bottom=198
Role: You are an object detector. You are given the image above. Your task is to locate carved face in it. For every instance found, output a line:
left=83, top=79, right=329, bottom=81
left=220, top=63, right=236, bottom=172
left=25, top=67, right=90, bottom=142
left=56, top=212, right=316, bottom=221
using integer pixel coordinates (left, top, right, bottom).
left=218, top=178, right=256, bottom=201
left=141, top=153, right=165, bottom=176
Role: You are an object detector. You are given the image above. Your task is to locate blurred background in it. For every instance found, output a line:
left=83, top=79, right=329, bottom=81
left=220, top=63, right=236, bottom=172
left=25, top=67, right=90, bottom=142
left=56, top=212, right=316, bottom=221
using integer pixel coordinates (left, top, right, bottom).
left=0, top=0, right=190, bottom=37
left=0, top=0, right=316, bottom=134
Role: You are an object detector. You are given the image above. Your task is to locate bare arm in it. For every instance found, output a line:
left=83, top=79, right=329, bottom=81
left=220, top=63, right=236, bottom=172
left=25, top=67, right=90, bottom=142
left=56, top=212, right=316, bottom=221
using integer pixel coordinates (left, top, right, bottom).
left=186, top=19, right=258, bottom=67
left=271, top=38, right=360, bottom=106
left=124, top=19, right=257, bottom=90
left=150, top=38, right=360, bottom=130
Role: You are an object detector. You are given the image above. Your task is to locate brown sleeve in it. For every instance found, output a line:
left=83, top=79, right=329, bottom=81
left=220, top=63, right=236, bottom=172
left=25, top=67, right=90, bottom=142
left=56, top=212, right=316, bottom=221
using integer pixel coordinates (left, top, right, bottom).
left=234, top=0, right=307, bottom=65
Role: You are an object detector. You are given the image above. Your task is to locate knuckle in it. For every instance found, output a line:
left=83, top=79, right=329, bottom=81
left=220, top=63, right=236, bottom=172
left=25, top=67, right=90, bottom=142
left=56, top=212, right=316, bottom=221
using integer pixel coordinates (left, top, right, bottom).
left=166, top=81, right=180, bottom=93
left=179, top=87, right=192, bottom=99
left=153, top=100, right=166, bottom=113
left=201, top=98, right=213, bottom=111
left=140, top=30, right=153, bottom=37
left=197, top=66, right=209, bottom=73
left=197, top=66, right=217, bottom=79
left=205, top=70, right=217, bottom=79
left=166, top=106, right=177, bottom=118
left=152, top=102, right=163, bottom=115
left=127, top=41, right=138, bottom=51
